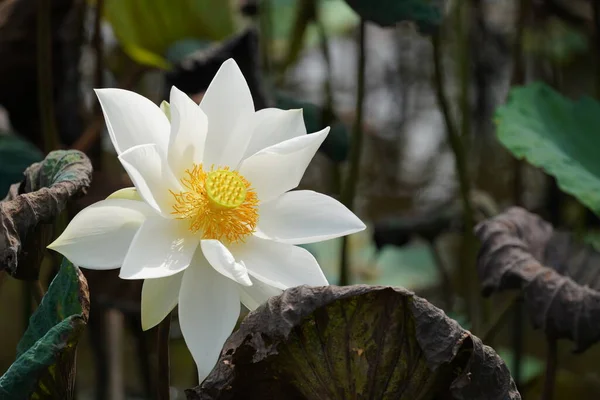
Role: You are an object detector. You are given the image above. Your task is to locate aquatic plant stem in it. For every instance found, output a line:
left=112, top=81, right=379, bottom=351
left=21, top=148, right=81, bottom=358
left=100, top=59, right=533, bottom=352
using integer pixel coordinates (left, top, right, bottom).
left=511, top=0, right=529, bottom=207
left=279, top=0, right=316, bottom=80
left=37, top=0, right=60, bottom=152
left=93, top=0, right=105, bottom=92
left=157, top=312, right=172, bottom=400
left=107, top=309, right=125, bottom=400
left=91, top=0, right=105, bottom=169
left=594, top=0, right=600, bottom=98
left=0, top=271, right=5, bottom=291
left=457, top=1, right=471, bottom=142
left=428, top=239, right=454, bottom=311
left=510, top=1, right=530, bottom=388
left=479, top=292, right=520, bottom=343
left=22, top=282, right=32, bottom=333
left=317, top=8, right=344, bottom=234
left=432, top=31, right=479, bottom=330
left=259, top=0, right=273, bottom=78
left=541, top=336, right=558, bottom=400
left=30, top=280, right=45, bottom=306
left=512, top=297, right=524, bottom=389
left=511, top=0, right=528, bottom=87
left=339, top=20, right=366, bottom=286
left=316, top=10, right=335, bottom=127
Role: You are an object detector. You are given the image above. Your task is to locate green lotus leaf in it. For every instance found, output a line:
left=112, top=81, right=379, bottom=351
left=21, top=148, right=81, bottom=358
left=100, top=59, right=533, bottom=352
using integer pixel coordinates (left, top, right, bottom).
left=344, top=0, right=444, bottom=33
left=104, top=0, right=236, bottom=68
left=496, top=83, right=600, bottom=216
left=0, top=259, right=90, bottom=399
left=0, top=134, right=43, bottom=197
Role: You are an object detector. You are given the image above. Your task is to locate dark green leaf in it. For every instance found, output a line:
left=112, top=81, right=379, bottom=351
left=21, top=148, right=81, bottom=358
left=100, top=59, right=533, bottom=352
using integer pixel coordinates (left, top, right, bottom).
left=187, top=285, right=520, bottom=399
left=0, top=150, right=92, bottom=279
left=104, top=0, right=236, bottom=68
left=0, top=259, right=90, bottom=399
left=275, top=92, right=349, bottom=162
left=344, top=0, right=444, bottom=33
left=523, top=18, right=587, bottom=65
left=495, top=83, right=600, bottom=216
left=165, top=39, right=212, bottom=65
left=166, top=29, right=270, bottom=110
left=0, top=134, right=43, bottom=197
left=269, top=0, right=358, bottom=60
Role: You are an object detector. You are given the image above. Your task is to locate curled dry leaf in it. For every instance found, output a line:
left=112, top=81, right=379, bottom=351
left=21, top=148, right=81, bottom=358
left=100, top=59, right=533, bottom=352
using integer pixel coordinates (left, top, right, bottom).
left=187, top=285, right=519, bottom=400
left=476, top=207, right=600, bottom=352
left=0, top=150, right=92, bottom=279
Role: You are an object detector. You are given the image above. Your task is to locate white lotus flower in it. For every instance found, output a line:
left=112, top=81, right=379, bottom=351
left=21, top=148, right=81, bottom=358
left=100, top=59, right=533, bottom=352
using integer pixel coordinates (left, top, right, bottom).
left=48, top=58, right=365, bottom=382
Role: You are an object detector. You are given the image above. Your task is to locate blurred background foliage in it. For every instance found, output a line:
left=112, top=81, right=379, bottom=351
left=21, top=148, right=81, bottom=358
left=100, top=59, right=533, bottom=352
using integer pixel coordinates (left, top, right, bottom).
left=1, top=0, right=600, bottom=398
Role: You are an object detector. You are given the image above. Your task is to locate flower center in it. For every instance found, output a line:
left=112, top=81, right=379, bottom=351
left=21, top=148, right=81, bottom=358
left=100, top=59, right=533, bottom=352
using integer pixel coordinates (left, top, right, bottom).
left=205, top=169, right=247, bottom=209
left=170, top=164, right=258, bottom=243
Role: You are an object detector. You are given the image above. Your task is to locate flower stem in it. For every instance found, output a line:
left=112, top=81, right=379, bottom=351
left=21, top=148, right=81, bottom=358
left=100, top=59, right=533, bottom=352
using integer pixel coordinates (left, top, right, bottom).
left=156, top=312, right=172, bottom=400
left=89, top=0, right=105, bottom=168
left=37, top=0, right=60, bottom=152
left=316, top=8, right=335, bottom=126
left=593, top=0, right=600, bottom=98
left=511, top=0, right=530, bottom=207
left=339, top=20, right=366, bottom=286
left=22, top=282, right=32, bottom=332
left=259, top=0, right=273, bottom=78
left=512, top=296, right=525, bottom=389
left=432, top=30, right=479, bottom=330
left=93, top=0, right=105, bottom=93
left=29, top=280, right=45, bottom=306
left=541, top=336, right=558, bottom=400
left=508, top=5, right=529, bottom=384
left=316, top=9, right=340, bottom=201
left=106, top=309, right=125, bottom=400
left=479, top=292, right=520, bottom=343
left=428, top=239, right=454, bottom=311
left=457, top=2, right=471, bottom=142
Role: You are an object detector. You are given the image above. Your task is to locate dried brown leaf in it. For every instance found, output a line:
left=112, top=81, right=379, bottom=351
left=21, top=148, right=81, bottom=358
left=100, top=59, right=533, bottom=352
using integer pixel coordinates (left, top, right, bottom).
left=0, top=150, right=92, bottom=279
left=476, top=207, right=600, bottom=352
left=187, top=285, right=520, bottom=400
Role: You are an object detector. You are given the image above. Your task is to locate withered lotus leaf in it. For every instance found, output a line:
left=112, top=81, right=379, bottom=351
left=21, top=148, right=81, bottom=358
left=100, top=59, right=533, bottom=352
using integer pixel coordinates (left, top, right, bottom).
left=187, top=285, right=519, bottom=400
left=0, top=150, right=92, bottom=279
left=476, top=207, right=600, bottom=352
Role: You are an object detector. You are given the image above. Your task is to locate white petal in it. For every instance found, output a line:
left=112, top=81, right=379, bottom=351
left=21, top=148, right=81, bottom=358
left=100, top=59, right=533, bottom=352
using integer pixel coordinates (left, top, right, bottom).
left=47, top=199, right=152, bottom=269
left=242, top=108, right=306, bottom=159
left=239, top=127, right=329, bottom=203
left=179, top=258, right=240, bottom=383
left=119, top=143, right=181, bottom=216
left=141, top=272, right=184, bottom=330
left=230, top=236, right=328, bottom=290
left=200, top=240, right=252, bottom=286
left=106, top=187, right=142, bottom=201
left=238, top=274, right=282, bottom=311
left=120, top=217, right=199, bottom=279
left=95, top=88, right=169, bottom=154
left=200, top=59, right=255, bottom=168
left=256, top=190, right=365, bottom=244
left=168, top=86, right=208, bottom=178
